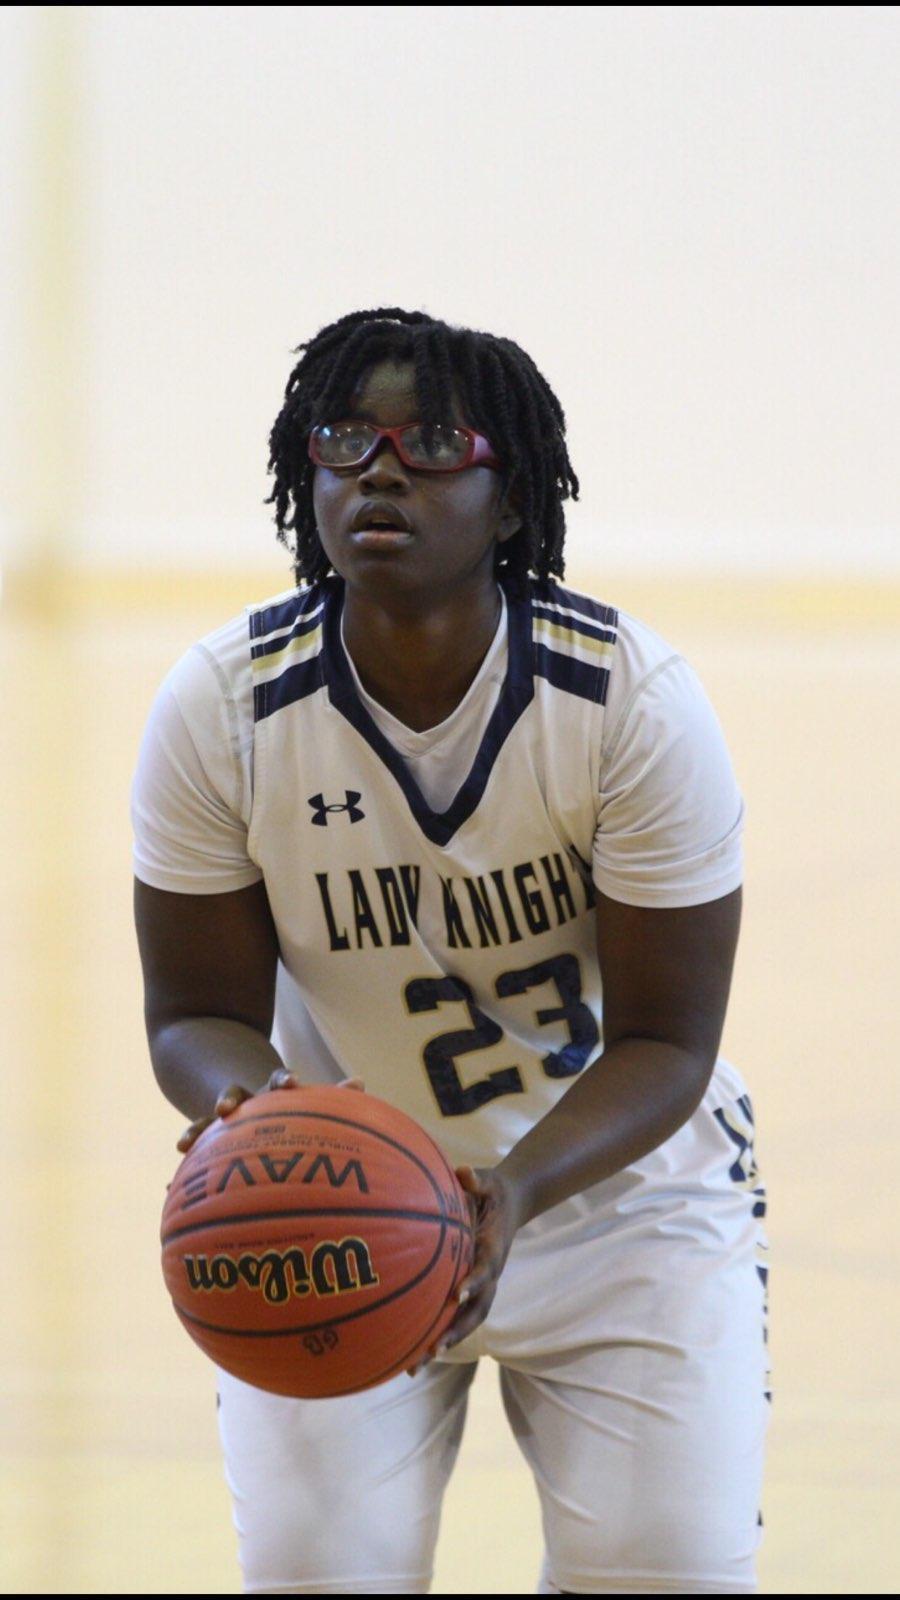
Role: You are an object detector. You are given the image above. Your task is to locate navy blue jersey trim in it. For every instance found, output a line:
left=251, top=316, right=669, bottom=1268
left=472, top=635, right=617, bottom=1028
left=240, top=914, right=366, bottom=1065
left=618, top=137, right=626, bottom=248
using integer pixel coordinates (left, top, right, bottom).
left=253, top=657, right=323, bottom=723
left=533, top=580, right=618, bottom=630
left=250, top=582, right=330, bottom=723
left=532, top=603, right=618, bottom=647
left=250, top=605, right=324, bottom=662
left=533, top=642, right=613, bottom=705
left=249, top=576, right=619, bottom=777
left=321, top=576, right=534, bottom=847
left=251, top=584, right=324, bottom=641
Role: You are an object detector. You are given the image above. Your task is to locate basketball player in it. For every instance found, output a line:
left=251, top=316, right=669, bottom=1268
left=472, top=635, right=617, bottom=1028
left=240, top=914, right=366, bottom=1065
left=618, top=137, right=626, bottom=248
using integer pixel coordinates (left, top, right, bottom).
left=133, top=308, right=769, bottom=1594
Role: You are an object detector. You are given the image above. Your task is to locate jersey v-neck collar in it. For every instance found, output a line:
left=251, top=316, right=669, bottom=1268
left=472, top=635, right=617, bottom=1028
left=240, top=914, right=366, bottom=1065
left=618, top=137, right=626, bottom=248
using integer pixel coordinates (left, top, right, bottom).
left=339, top=586, right=508, bottom=755
left=320, top=575, right=535, bottom=847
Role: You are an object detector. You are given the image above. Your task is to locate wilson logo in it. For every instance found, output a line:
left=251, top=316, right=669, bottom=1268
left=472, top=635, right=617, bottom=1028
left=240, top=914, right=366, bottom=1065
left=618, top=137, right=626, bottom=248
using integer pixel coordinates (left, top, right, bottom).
left=184, top=1237, right=379, bottom=1304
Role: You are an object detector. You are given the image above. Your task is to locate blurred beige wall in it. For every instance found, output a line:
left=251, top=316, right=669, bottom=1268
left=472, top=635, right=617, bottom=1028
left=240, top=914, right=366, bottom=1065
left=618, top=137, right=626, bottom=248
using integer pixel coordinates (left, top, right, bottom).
left=2, top=5, right=899, bottom=583
left=2, top=8, right=899, bottom=1595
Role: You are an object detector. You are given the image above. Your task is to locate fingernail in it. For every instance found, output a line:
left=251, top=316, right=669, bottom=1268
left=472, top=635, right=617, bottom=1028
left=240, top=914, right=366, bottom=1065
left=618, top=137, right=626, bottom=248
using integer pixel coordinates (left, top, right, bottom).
left=436, top=1342, right=449, bottom=1357
left=457, top=1287, right=470, bottom=1304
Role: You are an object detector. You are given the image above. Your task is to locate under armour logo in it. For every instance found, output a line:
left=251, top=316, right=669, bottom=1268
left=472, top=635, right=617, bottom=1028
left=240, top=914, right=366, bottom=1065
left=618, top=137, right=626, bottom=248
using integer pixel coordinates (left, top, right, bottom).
left=308, top=791, right=365, bottom=826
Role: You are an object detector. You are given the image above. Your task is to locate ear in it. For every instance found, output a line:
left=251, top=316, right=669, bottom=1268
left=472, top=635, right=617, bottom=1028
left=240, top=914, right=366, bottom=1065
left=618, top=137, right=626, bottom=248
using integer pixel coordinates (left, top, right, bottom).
left=495, top=479, right=523, bottom=545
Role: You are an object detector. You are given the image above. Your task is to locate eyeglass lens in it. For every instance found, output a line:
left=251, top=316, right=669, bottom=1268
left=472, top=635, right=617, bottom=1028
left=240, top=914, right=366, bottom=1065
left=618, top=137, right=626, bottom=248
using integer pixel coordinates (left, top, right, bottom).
left=314, top=421, right=470, bottom=470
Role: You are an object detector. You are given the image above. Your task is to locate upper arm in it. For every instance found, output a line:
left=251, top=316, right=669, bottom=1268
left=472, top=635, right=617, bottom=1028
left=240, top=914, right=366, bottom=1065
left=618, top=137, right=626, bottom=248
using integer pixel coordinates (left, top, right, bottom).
left=593, top=647, right=744, bottom=911
left=131, top=647, right=261, bottom=897
left=594, top=885, right=742, bottom=1069
left=591, top=623, right=744, bottom=1065
left=132, top=635, right=276, bottom=1041
left=134, top=876, right=280, bottom=1041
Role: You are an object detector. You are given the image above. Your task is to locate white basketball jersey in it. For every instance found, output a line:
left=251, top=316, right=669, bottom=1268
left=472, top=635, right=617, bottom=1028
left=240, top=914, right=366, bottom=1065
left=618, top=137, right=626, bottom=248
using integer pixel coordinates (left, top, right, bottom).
left=132, top=572, right=746, bottom=1173
left=241, top=573, right=716, bottom=1170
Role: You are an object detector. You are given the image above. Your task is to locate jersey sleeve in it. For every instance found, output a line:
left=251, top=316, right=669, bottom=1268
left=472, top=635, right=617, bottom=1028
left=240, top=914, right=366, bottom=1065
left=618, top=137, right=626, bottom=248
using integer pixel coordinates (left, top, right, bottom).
left=131, top=638, right=263, bottom=895
left=592, top=623, right=744, bottom=909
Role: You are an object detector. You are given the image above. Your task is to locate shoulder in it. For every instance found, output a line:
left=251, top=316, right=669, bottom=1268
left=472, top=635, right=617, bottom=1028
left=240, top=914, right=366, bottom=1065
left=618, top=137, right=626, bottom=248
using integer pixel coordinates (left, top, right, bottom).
left=247, top=580, right=331, bottom=722
left=595, top=606, right=735, bottom=791
left=246, top=579, right=328, bottom=645
left=162, top=580, right=324, bottom=723
left=523, top=578, right=685, bottom=712
left=143, top=581, right=323, bottom=796
left=524, top=578, right=719, bottom=750
left=523, top=577, right=619, bottom=705
left=601, top=607, right=693, bottom=751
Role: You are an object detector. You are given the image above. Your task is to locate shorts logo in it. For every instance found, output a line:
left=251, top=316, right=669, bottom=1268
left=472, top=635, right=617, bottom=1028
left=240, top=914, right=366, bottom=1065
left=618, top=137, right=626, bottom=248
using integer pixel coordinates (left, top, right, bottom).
left=308, top=791, right=365, bottom=826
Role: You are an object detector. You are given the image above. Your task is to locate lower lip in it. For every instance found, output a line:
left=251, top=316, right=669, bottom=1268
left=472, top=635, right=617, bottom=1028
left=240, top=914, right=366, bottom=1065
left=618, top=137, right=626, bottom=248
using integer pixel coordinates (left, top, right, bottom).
left=350, top=528, right=414, bottom=550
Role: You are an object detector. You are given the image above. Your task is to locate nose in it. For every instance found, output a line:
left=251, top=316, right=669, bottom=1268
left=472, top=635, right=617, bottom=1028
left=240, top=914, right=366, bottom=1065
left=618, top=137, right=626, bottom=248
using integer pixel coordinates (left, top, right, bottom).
left=357, top=436, right=408, bottom=484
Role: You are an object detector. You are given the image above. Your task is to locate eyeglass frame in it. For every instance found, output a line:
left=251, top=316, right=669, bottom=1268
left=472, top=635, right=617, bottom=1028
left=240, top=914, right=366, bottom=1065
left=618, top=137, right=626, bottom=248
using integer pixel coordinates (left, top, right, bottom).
left=307, top=419, right=502, bottom=474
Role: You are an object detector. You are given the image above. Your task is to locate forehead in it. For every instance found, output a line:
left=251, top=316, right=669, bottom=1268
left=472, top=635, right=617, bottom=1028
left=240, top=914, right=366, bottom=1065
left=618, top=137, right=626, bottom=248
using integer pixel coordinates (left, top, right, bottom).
left=348, top=358, right=466, bottom=423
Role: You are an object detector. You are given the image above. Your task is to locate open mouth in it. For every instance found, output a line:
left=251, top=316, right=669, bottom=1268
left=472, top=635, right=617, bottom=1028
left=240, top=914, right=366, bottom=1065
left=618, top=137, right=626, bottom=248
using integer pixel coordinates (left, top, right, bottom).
left=350, top=526, right=414, bottom=548
left=350, top=501, right=414, bottom=537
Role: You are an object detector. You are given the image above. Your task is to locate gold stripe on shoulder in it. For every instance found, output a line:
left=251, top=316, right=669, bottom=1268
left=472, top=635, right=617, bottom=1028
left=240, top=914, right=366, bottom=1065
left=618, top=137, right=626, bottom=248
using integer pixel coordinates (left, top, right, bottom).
left=534, top=617, right=616, bottom=658
left=251, top=623, right=323, bottom=675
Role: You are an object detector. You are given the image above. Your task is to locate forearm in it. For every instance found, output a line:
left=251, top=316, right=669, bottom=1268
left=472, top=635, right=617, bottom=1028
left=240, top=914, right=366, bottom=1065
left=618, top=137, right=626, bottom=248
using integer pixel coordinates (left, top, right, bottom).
left=497, top=1038, right=711, bottom=1228
left=150, top=1015, right=286, bottom=1123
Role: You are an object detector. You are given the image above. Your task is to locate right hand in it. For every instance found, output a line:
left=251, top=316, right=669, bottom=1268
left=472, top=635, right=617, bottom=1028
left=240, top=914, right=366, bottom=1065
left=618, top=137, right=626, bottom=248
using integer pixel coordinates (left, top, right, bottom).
left=176, top=1069, right=366, bottom=1154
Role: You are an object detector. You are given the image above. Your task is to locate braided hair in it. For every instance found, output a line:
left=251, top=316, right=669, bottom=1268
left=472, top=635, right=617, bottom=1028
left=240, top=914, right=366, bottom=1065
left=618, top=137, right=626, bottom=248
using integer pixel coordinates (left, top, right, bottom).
left=264, top=307, right=579, bottom=592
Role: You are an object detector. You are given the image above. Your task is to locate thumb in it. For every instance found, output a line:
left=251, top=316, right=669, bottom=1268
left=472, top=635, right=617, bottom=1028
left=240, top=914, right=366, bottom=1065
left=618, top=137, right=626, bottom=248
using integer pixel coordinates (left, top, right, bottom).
left=455, top=1163, right=483, bottom=1194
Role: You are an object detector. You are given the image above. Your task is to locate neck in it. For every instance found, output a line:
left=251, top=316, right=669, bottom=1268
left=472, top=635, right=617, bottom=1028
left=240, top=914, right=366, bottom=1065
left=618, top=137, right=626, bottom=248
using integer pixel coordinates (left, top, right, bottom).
left=341, top=577, right=503, bottom=733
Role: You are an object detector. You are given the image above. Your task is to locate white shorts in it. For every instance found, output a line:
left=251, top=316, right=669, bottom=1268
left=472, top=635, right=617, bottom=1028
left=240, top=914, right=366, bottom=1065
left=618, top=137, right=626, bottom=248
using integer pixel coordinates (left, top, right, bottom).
left=215, top=1064, right=770, bottom=1594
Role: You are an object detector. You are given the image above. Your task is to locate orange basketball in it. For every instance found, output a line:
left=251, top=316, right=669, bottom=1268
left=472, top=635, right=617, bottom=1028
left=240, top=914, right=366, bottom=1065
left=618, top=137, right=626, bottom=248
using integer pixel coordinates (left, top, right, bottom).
left=160, top=1086, right=475, bottom=1398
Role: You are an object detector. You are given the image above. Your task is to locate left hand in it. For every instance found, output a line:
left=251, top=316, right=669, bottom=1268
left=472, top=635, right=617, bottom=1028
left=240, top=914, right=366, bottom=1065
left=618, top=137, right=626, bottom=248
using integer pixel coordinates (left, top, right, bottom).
left=406, top=1163, right=526, bottom=1376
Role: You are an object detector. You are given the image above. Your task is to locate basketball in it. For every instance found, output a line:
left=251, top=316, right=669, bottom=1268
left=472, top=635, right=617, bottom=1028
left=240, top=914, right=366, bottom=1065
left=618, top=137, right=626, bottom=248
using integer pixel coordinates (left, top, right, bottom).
left=160, top=1086, right=475, bottom=1398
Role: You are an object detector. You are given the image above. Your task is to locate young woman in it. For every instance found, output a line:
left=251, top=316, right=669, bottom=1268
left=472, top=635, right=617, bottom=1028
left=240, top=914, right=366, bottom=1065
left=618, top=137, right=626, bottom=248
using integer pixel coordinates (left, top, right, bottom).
left=133, top=307, right=769, bottom=1594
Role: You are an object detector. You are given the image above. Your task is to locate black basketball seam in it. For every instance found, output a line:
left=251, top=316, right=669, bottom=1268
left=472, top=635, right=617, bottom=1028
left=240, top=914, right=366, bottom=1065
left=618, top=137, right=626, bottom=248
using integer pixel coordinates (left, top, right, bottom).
left=306, top=1277, right=471, bottom=1397
left=351, top=1207, right=476, bottom=1393
left=176, top=1104, right=453, bottom=1215
left=435, top=1144, right=475, bottom=1296
left=171, top=1214, right=475, bottom=1395
left=162, top=1207, right=471, bottom=1249
left=172, top=1212, right=452, bottom=1337
left=178, top=1264, right=465, bottom=1398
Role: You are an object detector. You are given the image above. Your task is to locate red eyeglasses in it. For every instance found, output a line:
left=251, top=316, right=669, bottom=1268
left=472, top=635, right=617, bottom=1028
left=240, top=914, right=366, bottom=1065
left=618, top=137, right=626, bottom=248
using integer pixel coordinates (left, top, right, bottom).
left=308, top=420, right=501, bottom=474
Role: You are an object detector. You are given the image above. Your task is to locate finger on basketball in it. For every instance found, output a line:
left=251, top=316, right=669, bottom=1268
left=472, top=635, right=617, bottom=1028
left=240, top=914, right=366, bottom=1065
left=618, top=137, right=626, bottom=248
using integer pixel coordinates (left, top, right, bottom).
left=455, top=1162, right=481, bottom=1201
left=441, top=1252, right=502, bottom=1348
left=216, top=1083, right=254, bottom=1117
left=406, top=1166, right=485, bottom=1372
left=176, top=1083, right=250, bottom=1152
left=436, top=1279, right=498, bottom=1358
left=265, top=1068, right=299, bottom=1092
left=337, top=1076, right=366, bottom=1092
left=176, top=1115, right=213, bottom=1153
left=454, top=1164, right=485, bottom=1228
left=453, top=1242, right=500, bottom=1315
